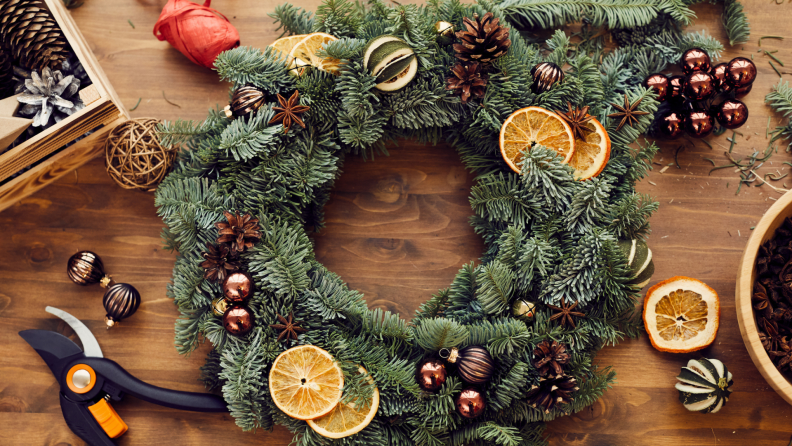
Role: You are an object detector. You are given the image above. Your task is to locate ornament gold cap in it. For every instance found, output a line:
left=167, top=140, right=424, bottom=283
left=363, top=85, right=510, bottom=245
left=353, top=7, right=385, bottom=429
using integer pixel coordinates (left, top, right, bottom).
left=223, top=105, right=233, bottom=119
left=105, top=316, right=116, bottom=329
left=439, top=347, right=459, bottom=363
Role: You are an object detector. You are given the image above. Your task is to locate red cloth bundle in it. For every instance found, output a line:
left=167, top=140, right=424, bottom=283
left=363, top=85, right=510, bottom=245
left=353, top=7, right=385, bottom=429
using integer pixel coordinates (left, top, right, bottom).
left=153, top=0, right=240, bottom=69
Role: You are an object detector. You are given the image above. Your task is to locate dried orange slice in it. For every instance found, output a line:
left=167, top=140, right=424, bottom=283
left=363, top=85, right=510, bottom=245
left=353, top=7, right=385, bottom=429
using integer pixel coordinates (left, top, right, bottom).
left=568, top=116, right=611, bottom=180
left=288, top=32, right=341, bottom=76
left=499, top=106, right=575, bottom=173
left=269, top=345, right=344, bottom=420
left=307, top=367, right=379, bottom=438
left=643, top=276, right=720, bottom=353
left=269, top=34, right=307, bottom=63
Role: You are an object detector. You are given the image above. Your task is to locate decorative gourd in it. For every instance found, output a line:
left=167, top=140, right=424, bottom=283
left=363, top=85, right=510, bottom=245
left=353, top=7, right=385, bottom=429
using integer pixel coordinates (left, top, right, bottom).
left=675, top=358, right=733, bottom=413
left=618, top=239, right=654, bottom=288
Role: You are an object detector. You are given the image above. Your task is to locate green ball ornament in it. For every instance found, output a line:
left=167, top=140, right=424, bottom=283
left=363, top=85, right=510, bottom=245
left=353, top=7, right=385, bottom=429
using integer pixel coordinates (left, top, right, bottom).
left=617, top=239, right=654, bottom=288
left=511, top=298, right=536, bottom=322
left=434, top=21, right=455, bottom=45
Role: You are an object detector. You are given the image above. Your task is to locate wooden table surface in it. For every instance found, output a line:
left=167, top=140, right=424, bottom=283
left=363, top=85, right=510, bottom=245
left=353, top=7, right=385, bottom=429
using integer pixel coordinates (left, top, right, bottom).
left=2, top=1, right=792, bottom=445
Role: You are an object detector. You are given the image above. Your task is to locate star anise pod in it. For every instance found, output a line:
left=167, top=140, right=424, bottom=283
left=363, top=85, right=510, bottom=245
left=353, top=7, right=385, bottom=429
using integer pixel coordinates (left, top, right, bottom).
left=762, top=318, right=784, bottom=352
left=269, top=90, right=309, bottom=133
left=770, top=338, right=792, bottom=371
left=774, top=305, right=792, bottom=324
left=547, top=299, right=586, bottom=329
left=199, top=243, right=240, bottom=283
left=556, top=102, right=594, bottom=141
left=216, top=211, right=262, bottom=253
left=446, top=61, right=488, bottom=104
left=269, top=311, right=307, bottom=343
left=532, top=340, right=570, bottom=377
left=607, top=94, right=649, bottom=132
left=753, top=291, right=773, bottom=319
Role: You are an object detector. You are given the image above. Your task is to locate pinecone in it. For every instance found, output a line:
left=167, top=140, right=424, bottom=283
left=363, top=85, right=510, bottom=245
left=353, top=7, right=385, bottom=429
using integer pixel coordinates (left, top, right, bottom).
left=446, top=62, right=487, bottom=104
left=215, top=210, right=262, bottom=253
left=0, top=0, right=71, bottom=71
left=16, top=66, right=84, bottom=128
left=200, top=243, right=240, bottom=283
left=0, top=48, right=13, bottom=97
left=526, top=374, right=578, bottom=414
left=453, top=12, right=511, bottom=64
left=532, top=340, right=570, bottom=377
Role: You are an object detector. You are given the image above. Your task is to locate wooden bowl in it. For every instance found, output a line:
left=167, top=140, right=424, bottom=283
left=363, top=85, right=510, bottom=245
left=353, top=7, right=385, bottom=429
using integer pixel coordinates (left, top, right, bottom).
left=737, top=189, right=792, bottom=405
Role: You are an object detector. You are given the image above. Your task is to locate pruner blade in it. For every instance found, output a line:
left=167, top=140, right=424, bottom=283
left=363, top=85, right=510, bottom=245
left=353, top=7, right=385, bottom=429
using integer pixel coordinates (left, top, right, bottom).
left=46, top=306, right=103, bottom=358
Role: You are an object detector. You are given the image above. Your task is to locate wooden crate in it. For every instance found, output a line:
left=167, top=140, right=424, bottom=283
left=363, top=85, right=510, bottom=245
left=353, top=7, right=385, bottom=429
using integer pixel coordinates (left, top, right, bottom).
left=0, top=0, right=129, bottom=212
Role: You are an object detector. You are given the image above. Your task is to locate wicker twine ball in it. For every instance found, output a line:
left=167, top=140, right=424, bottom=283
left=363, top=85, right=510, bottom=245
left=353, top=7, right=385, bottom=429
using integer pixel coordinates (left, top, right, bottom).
left=105, top=118, right=176, bottom=191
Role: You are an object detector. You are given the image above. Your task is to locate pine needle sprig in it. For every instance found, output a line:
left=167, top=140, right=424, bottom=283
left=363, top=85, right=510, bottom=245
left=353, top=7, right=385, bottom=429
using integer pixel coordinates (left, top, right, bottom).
left=722, top=0, right=750, bottom=46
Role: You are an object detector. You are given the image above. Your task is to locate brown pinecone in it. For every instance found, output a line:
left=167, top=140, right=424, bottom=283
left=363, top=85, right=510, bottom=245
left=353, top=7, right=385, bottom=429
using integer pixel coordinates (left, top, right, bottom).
left=526, top=374, right=578, bottom=414
left=0, top=48, right=12, bottom=97
left=0, top=0, right=71, bottom=71
left=453, top=12, right=511, bottom=65
left=532, top=340, right=570, bottom=377
left=446, top=62, right=487, bottom=104
left=200, top=243, right=240, bottom=283
left=215, top=210, right=262, bottom=253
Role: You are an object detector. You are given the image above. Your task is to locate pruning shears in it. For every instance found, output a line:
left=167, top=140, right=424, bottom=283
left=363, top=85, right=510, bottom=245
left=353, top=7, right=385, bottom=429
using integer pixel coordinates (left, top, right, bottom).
left=19, top=307, right=228, bottom=445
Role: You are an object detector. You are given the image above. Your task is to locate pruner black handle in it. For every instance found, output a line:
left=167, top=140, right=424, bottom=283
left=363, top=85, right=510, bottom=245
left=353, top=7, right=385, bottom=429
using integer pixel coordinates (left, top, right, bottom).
left=82, top=357, right=228, bottom=412
left=60, top=393, right=115, bottom=446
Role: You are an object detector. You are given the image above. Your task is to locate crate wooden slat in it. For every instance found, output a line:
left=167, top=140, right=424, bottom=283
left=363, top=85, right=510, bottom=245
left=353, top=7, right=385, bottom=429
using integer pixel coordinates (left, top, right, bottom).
left=0, top=0, right=128, bottom=212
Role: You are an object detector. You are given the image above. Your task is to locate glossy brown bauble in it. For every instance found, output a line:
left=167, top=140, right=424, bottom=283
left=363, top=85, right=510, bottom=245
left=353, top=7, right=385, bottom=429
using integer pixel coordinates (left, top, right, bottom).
left=455, top=387, right=486, bottom=419
left=658, top=111, right=684, bottom=139
left=224, top=85, right=267, bottom=119
left=222, top=271, right=255, bottom=302
left=710, top=63, right=731, bottom=93
left=103, top=283, right=141, bottom=328
left=683, top=71, right=715, bottom=101
left=725, top=57, right=757, bottom=88
left=715, top=99, right=749, bottom=129
left=735, top=83, right=753, bottom=97
left=530, top=62, right=564, bottom=94
left=223, top=304, right=255, bottom=336
left=643, top=73, right=669, bottom=102
left=667, top=75, right=686, bottom=108
left=680, top=48, right=711, bottom=75
left=416, top=358, right=447, bottom=392
left=67, top=251, right=108, bottom=286
left=451, top=346, right=495, bottom=384
left=684, top=110, right=715, bottom=138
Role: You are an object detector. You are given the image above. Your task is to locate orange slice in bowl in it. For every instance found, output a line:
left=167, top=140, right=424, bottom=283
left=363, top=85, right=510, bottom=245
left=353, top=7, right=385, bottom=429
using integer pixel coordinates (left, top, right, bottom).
left=568, top=116, right=611, bottom=180
left=643, top=276, right=720, bottom=353
left=269, top=345, right=344, bottom=420
left=499, top=106, right=575, bottom=173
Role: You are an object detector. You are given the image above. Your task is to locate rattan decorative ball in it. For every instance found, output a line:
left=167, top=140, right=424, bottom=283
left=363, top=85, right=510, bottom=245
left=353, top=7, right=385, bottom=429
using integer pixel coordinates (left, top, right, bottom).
left=105, top=118, right=176, bottom=192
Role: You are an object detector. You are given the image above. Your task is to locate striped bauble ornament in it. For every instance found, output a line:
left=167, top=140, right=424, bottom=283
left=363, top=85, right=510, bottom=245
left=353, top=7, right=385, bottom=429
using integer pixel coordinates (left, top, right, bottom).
left=443, top=346, right=495, bottom=385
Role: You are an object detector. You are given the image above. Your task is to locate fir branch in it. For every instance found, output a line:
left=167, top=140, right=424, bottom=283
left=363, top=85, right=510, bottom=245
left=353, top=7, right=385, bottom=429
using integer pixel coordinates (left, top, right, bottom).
left=414, top=317, right=469, bottom=351
left=766, top=79, right=792, bottom=120
left=269, top=3, right=315, bottom=37
left=722, top=0, right=750, bottom=47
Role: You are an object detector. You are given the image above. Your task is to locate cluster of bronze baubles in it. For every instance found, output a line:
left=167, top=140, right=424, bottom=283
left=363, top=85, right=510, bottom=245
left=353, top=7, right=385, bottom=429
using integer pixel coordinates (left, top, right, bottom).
left=416, top=346, right=495, bottom=419
left=67, top=251, right=140, bottom=328
left=644, top=48, right=756, bottom=140
left=199, top=210, right=262, bottom=336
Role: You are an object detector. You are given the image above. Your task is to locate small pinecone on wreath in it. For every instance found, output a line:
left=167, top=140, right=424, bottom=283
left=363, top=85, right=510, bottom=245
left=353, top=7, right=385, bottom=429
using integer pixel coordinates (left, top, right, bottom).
left=16, top=66, right=84, bottom=128
left=526, top=373, right=578, bottom=414
left=453, top=12, right=511, bottom=65
left=0, top=0, right=71, bottom=71
left=532, top=340, right=570, bottom=377
left=446, top=62, right=487, bottom=104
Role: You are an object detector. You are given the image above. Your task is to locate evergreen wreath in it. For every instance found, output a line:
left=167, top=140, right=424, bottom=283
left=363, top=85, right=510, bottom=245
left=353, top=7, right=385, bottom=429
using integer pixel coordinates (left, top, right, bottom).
left=154, top=0, right=749, bottom=444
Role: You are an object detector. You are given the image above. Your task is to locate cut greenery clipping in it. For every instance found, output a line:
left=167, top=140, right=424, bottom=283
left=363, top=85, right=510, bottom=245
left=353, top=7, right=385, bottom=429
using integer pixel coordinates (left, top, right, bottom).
left=155, top=0, right=748, bottom=444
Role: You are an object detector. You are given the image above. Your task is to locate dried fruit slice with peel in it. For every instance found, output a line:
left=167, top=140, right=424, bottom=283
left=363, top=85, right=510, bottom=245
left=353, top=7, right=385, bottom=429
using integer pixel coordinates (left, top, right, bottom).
left=269, top=34, right=307, bottom=63
left=568, top=116, right=611, bottom=180
left=288, top=33, right=341, bottom=75
left=307, top=367, right=379, bottom=438
left=643, top=276, right=720, bottom=353
left=499, top=106, right=575, bottom=173
left=269, top=345, right=344, bottom=420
